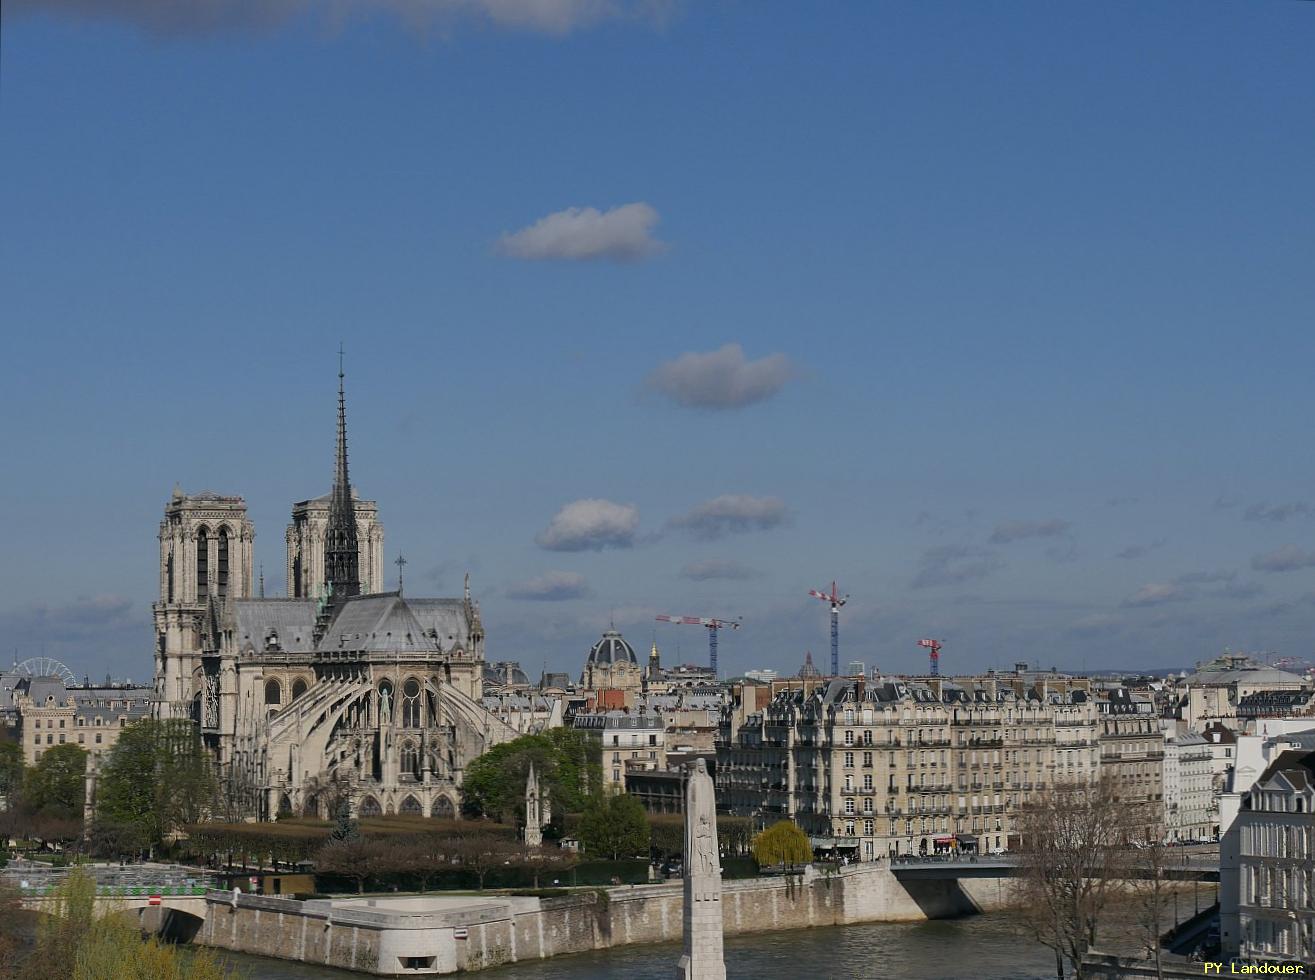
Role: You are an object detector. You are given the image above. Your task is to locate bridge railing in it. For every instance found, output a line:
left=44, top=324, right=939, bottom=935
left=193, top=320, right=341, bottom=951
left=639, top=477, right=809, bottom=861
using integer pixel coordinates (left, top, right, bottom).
left=1, top=861, right=218, bottom=898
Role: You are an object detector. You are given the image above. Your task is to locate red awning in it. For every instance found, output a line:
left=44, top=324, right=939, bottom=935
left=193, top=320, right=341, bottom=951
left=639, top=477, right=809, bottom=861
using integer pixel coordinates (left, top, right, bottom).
left=933, top=836, right=955, bottom=844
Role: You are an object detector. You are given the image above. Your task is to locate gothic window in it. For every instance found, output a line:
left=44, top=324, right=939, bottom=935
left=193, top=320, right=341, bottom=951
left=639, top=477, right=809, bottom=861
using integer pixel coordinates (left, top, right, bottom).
left=400, top=795, right=422, bottom=815
left=402, top=678, right=422, bottom=727
left=265, top=680, right=282, bottom=705
left=431, top=796, right=455, bottom=819
left=196, top=527, right=209, bottom=599
left=359, top=796, right=382, bottom=817
left=401, top=741, right=419, bottom=778
left=217, top=527, right=230, bottom=598
left=167, top=548, right=175, bottom=603
left=292, top=679, right=308, bottom=701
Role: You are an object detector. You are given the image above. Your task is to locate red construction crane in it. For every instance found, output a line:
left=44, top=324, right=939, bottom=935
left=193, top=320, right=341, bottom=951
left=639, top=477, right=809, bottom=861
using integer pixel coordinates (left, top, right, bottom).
left=808, top=581, right=849, bottom=676
left=655, top=615, right=741, bottom=677
left=918, top=638, right=943, bottom=677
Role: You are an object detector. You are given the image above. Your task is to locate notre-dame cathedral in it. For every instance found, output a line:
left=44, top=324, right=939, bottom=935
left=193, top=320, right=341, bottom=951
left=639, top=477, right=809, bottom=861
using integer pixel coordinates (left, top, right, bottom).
left=150, top=364, right=515, bottom=821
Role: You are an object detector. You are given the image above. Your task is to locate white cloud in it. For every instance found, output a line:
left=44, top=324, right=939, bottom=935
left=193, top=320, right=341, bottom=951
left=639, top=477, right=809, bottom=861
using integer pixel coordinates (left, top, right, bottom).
left=1251, top=545, right=1315, bottom=574
left=496, top=202, right=664, bottom=262
left=536, top=498, right=639, bottom=551
left=1123, top=583, right=1189, bottom=608
left=988, top=519, right=1071, bottom=545
left=679, top=559, right=759, bottom=581
left=506, top=570, right=590, bottom=600
left=7, top=0, right=666, bottom=37
left=647, top=343, right=794, bottom=410
left=669, top=495, right=788, bottom=540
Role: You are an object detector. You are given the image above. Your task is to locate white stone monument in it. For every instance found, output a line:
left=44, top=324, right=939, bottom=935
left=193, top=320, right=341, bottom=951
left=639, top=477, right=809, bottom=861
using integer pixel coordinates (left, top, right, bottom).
left=524, top=763, right=543, bottom=848
left=676, top=758, right=726, bottom=980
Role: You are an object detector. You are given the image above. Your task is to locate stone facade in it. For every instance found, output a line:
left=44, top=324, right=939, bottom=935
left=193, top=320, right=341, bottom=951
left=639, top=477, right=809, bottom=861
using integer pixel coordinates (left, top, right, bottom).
left=1221, top=748, right=1315, bottom=965
left=1096, top=687, right=1166, bottom=841
left=716, top=677, right=1100, bottom=859
left=572, top=710, right=667, bottom=789
left=1163, top=732, right=1216, bottom=841
left=11, top=679, right=151, bottom=765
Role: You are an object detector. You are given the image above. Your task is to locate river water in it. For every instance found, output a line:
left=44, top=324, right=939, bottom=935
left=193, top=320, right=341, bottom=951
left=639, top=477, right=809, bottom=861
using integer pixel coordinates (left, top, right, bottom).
left=214, top=913, right=1067, bottom=979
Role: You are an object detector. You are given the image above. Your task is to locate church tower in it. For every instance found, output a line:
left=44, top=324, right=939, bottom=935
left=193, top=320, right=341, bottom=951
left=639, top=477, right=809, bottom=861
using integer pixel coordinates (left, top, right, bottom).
left=286, top=359, right=384, bottom=598
left=153, top=488, right=254, bottom=718
left=325, top=359, right=360, bottom=601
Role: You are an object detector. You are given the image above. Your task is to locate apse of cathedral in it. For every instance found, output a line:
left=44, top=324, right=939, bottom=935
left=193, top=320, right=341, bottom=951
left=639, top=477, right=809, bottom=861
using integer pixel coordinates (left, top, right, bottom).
left=150, top=364, right=516, bottom=821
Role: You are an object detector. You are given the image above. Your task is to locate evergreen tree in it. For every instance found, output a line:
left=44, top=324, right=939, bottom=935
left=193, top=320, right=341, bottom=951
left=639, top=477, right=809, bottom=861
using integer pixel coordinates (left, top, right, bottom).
left=328, top=801, right=360, bottom=843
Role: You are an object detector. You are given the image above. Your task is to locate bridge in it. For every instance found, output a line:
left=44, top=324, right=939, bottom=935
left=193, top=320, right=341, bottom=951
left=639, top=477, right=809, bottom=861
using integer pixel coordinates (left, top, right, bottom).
left=890, top=854, right=1219, bottom=883
left=3, top=862, right=217, bottom=940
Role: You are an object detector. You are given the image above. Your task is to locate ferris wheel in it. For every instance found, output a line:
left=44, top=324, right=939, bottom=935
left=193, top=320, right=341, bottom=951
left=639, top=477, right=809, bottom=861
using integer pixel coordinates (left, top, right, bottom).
left=15, top=657, right=77, bottom=685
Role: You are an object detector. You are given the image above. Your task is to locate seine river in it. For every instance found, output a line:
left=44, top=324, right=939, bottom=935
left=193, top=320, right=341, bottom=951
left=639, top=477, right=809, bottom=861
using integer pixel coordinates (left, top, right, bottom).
left=214, top=914, right=1065, bottom=979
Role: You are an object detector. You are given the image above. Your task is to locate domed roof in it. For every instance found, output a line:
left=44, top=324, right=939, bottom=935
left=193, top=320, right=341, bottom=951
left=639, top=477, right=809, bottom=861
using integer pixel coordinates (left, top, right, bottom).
left=587, top=630, right=638, bottom=667
left=798, top=651, right=821, bottom=679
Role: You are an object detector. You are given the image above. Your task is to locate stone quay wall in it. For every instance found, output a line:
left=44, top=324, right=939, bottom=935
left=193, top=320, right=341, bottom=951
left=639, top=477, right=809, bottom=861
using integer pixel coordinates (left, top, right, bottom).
left=198, top=864, right=1017, bottom=975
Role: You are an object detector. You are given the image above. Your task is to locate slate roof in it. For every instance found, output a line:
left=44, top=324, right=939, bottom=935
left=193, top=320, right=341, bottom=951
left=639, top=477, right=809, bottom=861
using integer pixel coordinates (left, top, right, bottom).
left=223, top=593, right=471, bottom=655
left=228, top=599, right=319, bottom=653
left=1250, top=749, right=1315, bottom=800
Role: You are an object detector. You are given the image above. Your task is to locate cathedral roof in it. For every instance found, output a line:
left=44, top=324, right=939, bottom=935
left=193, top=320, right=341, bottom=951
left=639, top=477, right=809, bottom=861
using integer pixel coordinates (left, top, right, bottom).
left=320, top=593, right=438, bottom=652
left=230, top=599, right=319, bottom=653
left=225, top=593, right=473, bottom=655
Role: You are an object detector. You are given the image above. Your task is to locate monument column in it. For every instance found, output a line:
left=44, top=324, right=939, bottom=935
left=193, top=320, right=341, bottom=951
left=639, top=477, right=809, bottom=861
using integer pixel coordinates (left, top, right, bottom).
left=676, top=758, right=726, bottom=980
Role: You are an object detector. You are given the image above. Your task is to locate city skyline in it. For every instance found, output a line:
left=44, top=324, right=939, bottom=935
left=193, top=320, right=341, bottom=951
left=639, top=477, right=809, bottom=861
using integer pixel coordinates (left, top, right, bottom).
left=2, top=3, right=1314, bottom=680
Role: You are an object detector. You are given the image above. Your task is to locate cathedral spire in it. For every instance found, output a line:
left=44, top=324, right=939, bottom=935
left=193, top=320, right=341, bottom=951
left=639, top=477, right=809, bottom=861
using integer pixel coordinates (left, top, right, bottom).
left=324, top=346, right=360, bottom=602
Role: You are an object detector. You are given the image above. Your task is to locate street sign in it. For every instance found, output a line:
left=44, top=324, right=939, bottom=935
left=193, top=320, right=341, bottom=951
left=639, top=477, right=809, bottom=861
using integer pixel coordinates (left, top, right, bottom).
left=453, top=929, right=468, bottom=940
left=148, top=895, right=162, bottom=906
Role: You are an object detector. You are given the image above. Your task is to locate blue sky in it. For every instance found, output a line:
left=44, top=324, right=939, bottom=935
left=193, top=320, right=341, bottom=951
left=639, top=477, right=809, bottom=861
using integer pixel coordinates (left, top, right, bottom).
left=2, top=1, right=1313, bottom=683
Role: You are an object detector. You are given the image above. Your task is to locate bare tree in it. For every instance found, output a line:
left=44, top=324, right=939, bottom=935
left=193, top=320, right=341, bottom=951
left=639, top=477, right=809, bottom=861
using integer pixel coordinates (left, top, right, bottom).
left=1128, top=842, right=1180, bottom=980
left=315, top=837, right=391, bottom=894
left=1014, top=779, right=1136, bottom=980
left=519, top=844, right=579, bottom=889
left=451, top=832, right=517, bottom=891
left=396, top=834, right=456, bottom=894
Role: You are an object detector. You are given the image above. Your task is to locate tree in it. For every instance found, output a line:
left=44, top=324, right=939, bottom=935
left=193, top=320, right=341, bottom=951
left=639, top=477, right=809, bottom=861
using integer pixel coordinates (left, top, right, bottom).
left=751, top=820, right=813, bottom=870
left=24, top=743, right=87, bottom=819
left=17, top=868, right=228, bottom=980
left=1014, top=779, right=1136, bottom=980
left=461, top=729, right=601, bottom=822
left=1129, top=842, right=1183, bottom=980
left=94, top=719, right=216, bottom=851
left=328, top=801, right=360, bottom=843
left=396, top=834, right=454, bottom=893
left=579, top=792, right=649, bottom=860
left=519, top=844, right=579, bottom=889
left=315, top=837, right=390, bottom=894
left=451, top=832, right=518, bottom=891
left=0, top=739, right=23, bottom=802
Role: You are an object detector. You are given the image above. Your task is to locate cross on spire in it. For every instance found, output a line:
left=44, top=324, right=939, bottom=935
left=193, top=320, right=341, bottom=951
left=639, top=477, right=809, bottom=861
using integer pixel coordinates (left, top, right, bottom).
left=395, top=554, right=407, bottom=594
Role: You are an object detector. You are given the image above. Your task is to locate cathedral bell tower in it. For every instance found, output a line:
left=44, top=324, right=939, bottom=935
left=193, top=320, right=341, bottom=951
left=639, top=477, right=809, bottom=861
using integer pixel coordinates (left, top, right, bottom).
left=153, top=489, right=253, bottom=719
